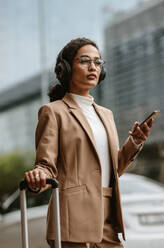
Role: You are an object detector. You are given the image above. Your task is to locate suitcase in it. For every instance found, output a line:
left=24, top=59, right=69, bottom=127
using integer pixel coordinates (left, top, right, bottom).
left=19, top=178, right=61, bottom=248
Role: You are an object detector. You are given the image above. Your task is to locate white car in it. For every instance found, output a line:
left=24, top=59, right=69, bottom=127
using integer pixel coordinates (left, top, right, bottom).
left=1, top=173, right=164, bottom=248
left=120, top=173, right=164, bottom=248
left=0, top=205, right=49, bottom=248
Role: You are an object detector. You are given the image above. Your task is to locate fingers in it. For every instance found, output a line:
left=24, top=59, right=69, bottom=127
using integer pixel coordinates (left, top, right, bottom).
left=129, top=118, right=153, bottom=145
left=129, top=127, right=146, bottom=145
left=25, top=169, right=47, bottom=190
left=131, top=121, right=139, bottom=133
left=129, top=118, right=154, bottom=144
left=129, top=122, right=138, bottom=137
left=140, top=122, right=150, bottom=137
left=139, top=117, right=154, bottom=138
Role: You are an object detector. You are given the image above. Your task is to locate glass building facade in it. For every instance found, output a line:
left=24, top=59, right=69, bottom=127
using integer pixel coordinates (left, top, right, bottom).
left=103, top=0, right=164, bottom=145
left=0, top=74, right=43, bottom=154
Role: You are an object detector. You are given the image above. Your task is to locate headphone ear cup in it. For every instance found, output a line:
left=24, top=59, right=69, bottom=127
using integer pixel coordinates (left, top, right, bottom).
left=56, top=59, right=71, bottom=84
left=56, top=49, right=72, bottom=85
left=62, top=59, right=72, bottom=79
left=98, top=67, right=106, bottom=84
left=56, top=62, right=65, bottom=81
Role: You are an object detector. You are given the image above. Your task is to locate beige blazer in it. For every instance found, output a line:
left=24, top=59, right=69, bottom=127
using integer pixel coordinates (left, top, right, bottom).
left=34, top=93, right=141, bottom=242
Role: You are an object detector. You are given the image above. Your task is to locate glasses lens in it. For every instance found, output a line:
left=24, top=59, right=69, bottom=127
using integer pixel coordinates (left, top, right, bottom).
left=79, top=56, right=90, bottom=64
left=78, top=56, right=104, bottom=70
left=94, top=59, right=104, bottom=68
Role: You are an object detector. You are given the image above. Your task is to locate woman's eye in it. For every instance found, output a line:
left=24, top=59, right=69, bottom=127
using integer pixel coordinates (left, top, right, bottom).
left=95, top=61, right=101, bottom=65
left=80, top=58, right=90, bottom=63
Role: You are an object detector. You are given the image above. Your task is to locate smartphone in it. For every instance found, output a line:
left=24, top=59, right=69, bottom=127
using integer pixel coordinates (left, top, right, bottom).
left=139, top=110, right=160, bottom=128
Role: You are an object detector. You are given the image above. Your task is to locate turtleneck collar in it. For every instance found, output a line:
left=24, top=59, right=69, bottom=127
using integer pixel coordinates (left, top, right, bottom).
left=68, top=93, right=94, bottom=107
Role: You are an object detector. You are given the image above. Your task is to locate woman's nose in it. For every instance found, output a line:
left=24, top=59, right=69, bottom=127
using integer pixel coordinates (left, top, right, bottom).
left=88, top=61, right=96, bottom=71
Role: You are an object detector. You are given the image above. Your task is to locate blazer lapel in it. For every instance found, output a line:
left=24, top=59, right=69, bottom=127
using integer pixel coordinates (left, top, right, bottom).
left=62, top=94, right=101, bottom=165
left=93, top=103, right=119, bottom=176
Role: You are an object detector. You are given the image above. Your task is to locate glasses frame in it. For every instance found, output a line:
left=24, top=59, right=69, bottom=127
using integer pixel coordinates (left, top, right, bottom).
left=76, top=55, right=105, bottom=70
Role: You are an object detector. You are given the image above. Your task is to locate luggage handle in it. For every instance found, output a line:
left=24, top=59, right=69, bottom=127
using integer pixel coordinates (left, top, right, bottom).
left=19, top=178, right=61, bottom=248
left=19, top=178, right=58, bottom=190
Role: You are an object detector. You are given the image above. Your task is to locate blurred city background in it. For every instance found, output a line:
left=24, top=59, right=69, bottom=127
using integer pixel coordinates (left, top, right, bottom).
left=0, top=0, right=164, bottom=247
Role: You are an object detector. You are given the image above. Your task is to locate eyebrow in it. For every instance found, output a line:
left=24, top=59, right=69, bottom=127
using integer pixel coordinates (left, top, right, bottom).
left=80, top=55, right=101, bottom=59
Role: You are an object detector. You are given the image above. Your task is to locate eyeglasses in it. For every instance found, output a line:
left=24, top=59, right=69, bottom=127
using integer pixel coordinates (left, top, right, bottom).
left=76, top=55, right=105, bottom=70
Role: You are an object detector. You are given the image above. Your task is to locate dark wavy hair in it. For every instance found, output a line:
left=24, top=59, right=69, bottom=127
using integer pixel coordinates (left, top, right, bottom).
left=48, top=37, right=99, bottom=102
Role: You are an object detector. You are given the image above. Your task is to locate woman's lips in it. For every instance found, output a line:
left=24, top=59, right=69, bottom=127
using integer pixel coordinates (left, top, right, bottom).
left=87, top=74, right=97, bottom=80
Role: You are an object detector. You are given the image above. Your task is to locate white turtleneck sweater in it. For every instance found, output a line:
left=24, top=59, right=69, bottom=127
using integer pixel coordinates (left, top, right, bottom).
left=69, top=93, right=111, bottom=187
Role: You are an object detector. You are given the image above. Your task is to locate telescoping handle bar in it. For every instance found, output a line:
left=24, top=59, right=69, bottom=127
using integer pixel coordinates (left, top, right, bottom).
left=19, top=178, right=58, bottom=190
left=19, top=178, right=61, bottom=248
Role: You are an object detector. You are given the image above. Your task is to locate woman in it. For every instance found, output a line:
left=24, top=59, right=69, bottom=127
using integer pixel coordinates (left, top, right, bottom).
left=25, top=38, right=153, bottom=248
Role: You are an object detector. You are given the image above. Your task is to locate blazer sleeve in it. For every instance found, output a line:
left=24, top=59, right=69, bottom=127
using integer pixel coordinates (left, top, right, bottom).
left=109, top=111, right=143, bottom=177
left=118, top=137, right=143, bottom=177
left=34, top=104, right=59, bottom=179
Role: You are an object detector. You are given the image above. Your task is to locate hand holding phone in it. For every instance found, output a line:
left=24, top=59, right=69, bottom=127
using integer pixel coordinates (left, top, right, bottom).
left=139, top=110, right=160, bottom=128
left=129, top=110, right=160, bottom=145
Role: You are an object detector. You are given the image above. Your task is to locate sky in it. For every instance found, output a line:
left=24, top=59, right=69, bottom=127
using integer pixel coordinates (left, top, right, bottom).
left=0, top=0, right=142, bottom=92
